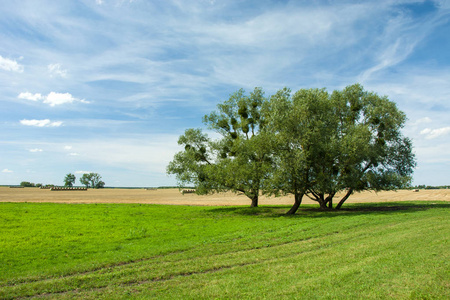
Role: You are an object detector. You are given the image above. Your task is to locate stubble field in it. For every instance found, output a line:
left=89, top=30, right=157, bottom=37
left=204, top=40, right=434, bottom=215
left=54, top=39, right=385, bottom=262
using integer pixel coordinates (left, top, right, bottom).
left=1, top=186, right=449, bottom=205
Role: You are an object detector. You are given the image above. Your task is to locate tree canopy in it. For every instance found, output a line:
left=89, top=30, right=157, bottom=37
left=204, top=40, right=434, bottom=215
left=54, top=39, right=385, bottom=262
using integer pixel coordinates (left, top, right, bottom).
left=167, top=84, right=415, bottom=213
left=80, top=173, right=105, bottom=189
left=167, top=88, right=271, bottom=207
left=64, top=173, right=76, bottom=187
left=20, top=181, right=35, bottom=188
left=265, top=84, right=416, bottom=213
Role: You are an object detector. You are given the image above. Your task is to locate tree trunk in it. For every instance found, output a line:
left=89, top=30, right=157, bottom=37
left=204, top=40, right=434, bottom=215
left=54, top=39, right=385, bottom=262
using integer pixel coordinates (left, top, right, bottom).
left=243, top=189, right=259, bottom=207
left=336, top=188, right=353, bottom=210
left=325, top=193, right=335, bottom=209
left=318, top=201, right=328, bottom=209
left=312, top=192, right=327, bottom=209
left=250, top=195, right=258, bottom=207
left=286, top=192, right=303, bottom=215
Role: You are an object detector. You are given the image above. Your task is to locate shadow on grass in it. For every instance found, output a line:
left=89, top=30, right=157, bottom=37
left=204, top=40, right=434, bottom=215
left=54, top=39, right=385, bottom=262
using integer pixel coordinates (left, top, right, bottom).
left=208, top=201, right=449, bottom=218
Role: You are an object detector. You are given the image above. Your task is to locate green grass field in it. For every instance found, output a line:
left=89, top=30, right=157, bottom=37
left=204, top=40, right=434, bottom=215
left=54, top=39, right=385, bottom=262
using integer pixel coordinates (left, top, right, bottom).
left=1, top=202, right=449, bottom=299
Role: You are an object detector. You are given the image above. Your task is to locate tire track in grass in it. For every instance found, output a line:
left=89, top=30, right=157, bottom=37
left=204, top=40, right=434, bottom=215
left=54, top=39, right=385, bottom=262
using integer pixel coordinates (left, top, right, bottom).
left=5, top=214, right=391, bottom=299
left=1, top=222, right=324, bottom=287
left=6, top=212, right=430, bottom=299
left=25, top=226, right=380, bottom=299
left=2, top=204, right=417, bottom=290
left=6, top=230, right=349, bottom=299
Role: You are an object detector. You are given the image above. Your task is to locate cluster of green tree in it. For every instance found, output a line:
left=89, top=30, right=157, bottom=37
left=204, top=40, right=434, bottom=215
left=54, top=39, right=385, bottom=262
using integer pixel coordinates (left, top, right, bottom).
left=64, top=173, right=105, bottom=189
left=20, top=182, right=42, bottom=188
left=18, top=182, right=56, bottom=188
left=167, top=84, right=416, bottom=214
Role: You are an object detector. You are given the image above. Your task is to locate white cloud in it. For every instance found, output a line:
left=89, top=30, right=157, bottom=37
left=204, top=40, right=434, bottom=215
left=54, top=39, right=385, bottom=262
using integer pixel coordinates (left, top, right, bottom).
left=20, top=119, right=63, bottom=127
left=64, top=145, right=73, bottom=150
left=2, top=169, right=13, bottom=173
left=48, top=63, right=67, bottom=78
left=17, top=91, right=89, bottom=106
left=29, top=148, right=43, bottom=152
left=0, top=55, right=24, bottom=72
left=420, top=127, right=450, bottom=139
left=18, top=92, right=44, bottom=101
left=413, top=117, right=432, bottom=126
left=68, top=153, right=79, bottom=156
left=75, top=170, right=91, bottom=174
left=360, top=38, right=417, bottom=83
left=44, top=92, right=76, bottom=106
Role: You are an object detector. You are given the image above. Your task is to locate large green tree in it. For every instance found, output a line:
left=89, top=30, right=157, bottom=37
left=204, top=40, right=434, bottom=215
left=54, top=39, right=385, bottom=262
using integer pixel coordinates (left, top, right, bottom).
left=168, top=84, right=415, bottom=213
left=266, top=84, right=416, bottom=213
left=167, top=88, right=272, bottom=207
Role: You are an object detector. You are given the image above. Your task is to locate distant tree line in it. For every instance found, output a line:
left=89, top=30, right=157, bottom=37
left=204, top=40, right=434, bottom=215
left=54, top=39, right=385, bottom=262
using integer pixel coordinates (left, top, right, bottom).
left=17, top=173, right=105, bottom=189
left=412, top=185, right=450, bottom=190
left=19, top=182, right=42, bottom=188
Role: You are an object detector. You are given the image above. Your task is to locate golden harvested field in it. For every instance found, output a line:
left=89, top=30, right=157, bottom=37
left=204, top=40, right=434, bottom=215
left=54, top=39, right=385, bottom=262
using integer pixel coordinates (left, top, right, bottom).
left=0, top=187, right=449, bottom=206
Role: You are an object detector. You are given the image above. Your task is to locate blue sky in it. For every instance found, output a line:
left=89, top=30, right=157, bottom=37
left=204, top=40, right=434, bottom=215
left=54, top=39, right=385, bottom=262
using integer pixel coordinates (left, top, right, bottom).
left=1, top=0, right=449, bottom=187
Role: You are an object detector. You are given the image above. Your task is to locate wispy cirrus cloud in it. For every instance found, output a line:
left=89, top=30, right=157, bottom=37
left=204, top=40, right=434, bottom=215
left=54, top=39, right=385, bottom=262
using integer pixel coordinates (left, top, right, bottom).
left=63, top=145, right=79, bottom=156
left=48, top=63, right=67, bottom=78
left=20, top=119, right=63, bottom=127
left=29, top=148, right=43, bottom=152
left=359, top=38, right=418, bottom=83
left=420, top=127, right=450, bottom=139
left=2, top=169, right=14, bottom=173
left=18, top=92, right=89, bottom=106
left=66, top=135, right=180, bottom=174
left=0, top=55, right=24, bottom=72
left=412, top=117, right=432, bottom=126
left=75, top=170, right=91, bottom=174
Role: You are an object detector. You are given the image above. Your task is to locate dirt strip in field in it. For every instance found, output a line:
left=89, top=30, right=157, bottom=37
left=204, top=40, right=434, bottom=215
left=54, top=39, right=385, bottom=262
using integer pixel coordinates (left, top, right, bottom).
left=0, top=187, right=449, bottom=206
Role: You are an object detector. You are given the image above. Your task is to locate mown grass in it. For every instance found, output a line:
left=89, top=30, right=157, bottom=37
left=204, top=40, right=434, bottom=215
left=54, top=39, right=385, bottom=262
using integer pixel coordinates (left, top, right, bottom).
left=0, top=201, right=448, bottom=299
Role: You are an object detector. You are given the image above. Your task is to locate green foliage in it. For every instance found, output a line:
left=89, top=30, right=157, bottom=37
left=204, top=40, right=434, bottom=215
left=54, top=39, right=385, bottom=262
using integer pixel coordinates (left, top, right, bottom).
left=79, top=174, right=90, bottom=188
left=95, top=180, right=105, bottom=189
left=168, top=88, right=272, bottom=207
left=79, top=173, right=105, bottom=189
left=168, top=84, right=416, bottom=212
left=63, top=173, right=76, bottom=187
left=264, top=84, right=416, bottom=212
left=19, top=181, right=35, bottom=187
left=0, top=202, right=448, bottom=299
left=167, top=128, right=216, bottom=194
